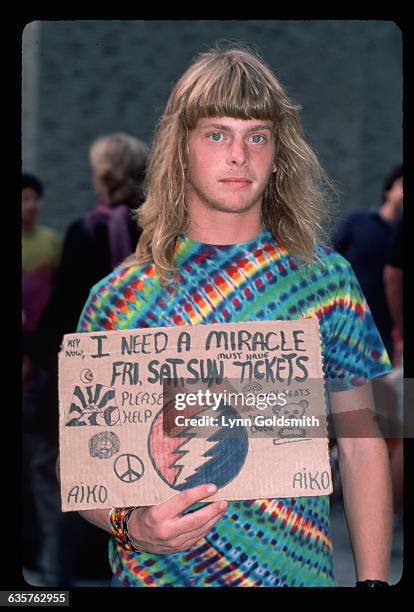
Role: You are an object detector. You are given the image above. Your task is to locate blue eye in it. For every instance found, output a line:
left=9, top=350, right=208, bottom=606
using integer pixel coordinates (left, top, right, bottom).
left=209, top=132, right=222, bottom=142
left=251, top=134, right=265, bottom=143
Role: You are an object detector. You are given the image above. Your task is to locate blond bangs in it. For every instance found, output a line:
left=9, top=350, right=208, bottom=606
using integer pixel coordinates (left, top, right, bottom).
left=183, top=59, right=281, bottom=129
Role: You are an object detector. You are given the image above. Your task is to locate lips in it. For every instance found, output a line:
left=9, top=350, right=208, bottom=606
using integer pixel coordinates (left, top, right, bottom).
left=220, top=178, right=252, bottom=182
left=219, top=178, right=253, bottom=187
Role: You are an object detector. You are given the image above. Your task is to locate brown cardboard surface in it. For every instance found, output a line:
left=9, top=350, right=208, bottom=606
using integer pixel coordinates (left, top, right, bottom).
left=58, top=318, right=332, bottom=511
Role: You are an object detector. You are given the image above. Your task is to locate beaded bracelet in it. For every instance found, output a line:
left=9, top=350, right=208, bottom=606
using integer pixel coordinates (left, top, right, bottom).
left=109, top=507, right=145, bottom=552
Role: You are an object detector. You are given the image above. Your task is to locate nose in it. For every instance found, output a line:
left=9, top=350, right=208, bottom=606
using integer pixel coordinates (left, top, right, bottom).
left=23, top=198, right=40, bottom=210
left=226, top=136, right=248, bottom=166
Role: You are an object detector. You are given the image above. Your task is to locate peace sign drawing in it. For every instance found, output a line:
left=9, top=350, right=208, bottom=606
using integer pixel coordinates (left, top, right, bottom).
left=113, top=453, right=145, bottom=483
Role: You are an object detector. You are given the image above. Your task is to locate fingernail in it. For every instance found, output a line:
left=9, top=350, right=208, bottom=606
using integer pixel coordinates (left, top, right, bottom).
left=219, top=501, right=227, bottom=511
left=207, top=484, right=217, bottom=493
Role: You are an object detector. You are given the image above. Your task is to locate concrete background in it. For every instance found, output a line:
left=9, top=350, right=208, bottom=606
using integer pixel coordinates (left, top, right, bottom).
left=22, top=19, right=402, bottom=238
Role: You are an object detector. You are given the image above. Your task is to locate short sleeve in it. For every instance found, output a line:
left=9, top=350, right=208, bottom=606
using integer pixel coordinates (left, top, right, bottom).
left=321, top=253, right=392, bottom=393
left=75, top=257, right=148, bottom=335
left=76, top=281, right=104, bottom=333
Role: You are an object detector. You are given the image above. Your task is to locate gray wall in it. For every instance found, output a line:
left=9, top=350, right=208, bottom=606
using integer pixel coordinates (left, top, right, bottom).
left=22, top=20, right=402, bottom=238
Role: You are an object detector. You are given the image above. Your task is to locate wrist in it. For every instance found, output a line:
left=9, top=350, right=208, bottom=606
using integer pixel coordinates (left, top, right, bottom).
left=109, top=506, right=146, bottom=553
left=124, top=508, right=146, bottom=551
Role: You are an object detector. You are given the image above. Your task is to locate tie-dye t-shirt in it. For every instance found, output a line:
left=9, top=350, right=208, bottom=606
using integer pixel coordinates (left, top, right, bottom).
left=77, top=228, right=391, bottom=587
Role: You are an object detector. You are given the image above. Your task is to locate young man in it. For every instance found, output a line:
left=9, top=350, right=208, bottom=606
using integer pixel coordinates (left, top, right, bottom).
left=69, top=46, right=393, bottom=587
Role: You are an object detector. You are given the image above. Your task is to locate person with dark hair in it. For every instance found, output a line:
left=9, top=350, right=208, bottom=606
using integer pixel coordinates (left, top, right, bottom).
left=22, top=170, right=61, bottom=388
left=332, top=165, right=403, bottom=364
left=384, top=215, right=403, bottom=339
left=383, top=215, right=404, bottom=518
left=57, top=45, right=393, bottom=588
left=382, top=166, right=404, bottom=205
left=22, top=172, right=44, bottom=197
left=22, top=172, right=61, bottom=577
left=22, top=173, right=60, bottom=336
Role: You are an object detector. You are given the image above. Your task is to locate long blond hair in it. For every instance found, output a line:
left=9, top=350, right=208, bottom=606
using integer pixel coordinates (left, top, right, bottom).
left=134, top=44, right=336, bottom=284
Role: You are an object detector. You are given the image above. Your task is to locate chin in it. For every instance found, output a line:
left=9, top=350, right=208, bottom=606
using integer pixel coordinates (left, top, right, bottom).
left=208, top=199, right=260, bottom=214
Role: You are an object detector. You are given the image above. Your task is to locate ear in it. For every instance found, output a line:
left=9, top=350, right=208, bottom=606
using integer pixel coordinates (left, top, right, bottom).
left=273, top=164, right=277, bottom=173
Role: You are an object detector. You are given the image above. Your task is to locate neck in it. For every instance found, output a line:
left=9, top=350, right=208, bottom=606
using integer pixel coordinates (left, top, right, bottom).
left=187, top=202, right=263, bottom=245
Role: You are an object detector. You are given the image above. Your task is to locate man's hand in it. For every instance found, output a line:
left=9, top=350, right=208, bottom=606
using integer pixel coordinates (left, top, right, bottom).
left=127, top=484, right=227, bottom=554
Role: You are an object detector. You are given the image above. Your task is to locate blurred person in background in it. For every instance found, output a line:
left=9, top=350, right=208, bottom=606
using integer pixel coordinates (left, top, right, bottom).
left=22, top=173, right=61, bottom=341
left=24, top=133, right=148, bottom=586
left=383, top=215, right=404, bottom=520
left=332, top=165, right=403, bottom=365
left=38, top=132, right=148, bottom=354
left=22, top=172, right=61, bottom=576
left=384, top=216, right=403, bottom=341
left=332, top=166, right=403, bottom=536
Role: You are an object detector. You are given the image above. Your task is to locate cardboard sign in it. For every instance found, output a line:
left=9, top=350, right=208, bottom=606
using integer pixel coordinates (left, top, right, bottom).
left=58, top=318, right=332, bottom=511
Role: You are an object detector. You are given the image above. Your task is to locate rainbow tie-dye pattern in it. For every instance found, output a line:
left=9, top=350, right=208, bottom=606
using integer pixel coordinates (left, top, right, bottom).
left=78, top=228, right=391, bottom=587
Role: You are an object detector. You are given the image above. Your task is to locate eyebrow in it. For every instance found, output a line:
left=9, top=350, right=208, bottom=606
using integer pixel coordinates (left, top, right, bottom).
left=199, top=122, right=273, bottom=132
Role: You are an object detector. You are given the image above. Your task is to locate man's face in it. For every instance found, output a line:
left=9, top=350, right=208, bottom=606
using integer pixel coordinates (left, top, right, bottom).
left=387, top=176, right=403, bottom=210
left=187, top=117, right=276, bottom=216
left=22, top=187, right=40, bottom=226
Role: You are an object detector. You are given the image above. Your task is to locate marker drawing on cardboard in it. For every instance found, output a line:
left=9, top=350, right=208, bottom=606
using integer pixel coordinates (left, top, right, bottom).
left=88, top=431, right=120, bottom=459
left=65, top=383, right=120, bottom=427
left=148, top=398, right=249, bottom=491
left=58, top=319, right=333, bottom=511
